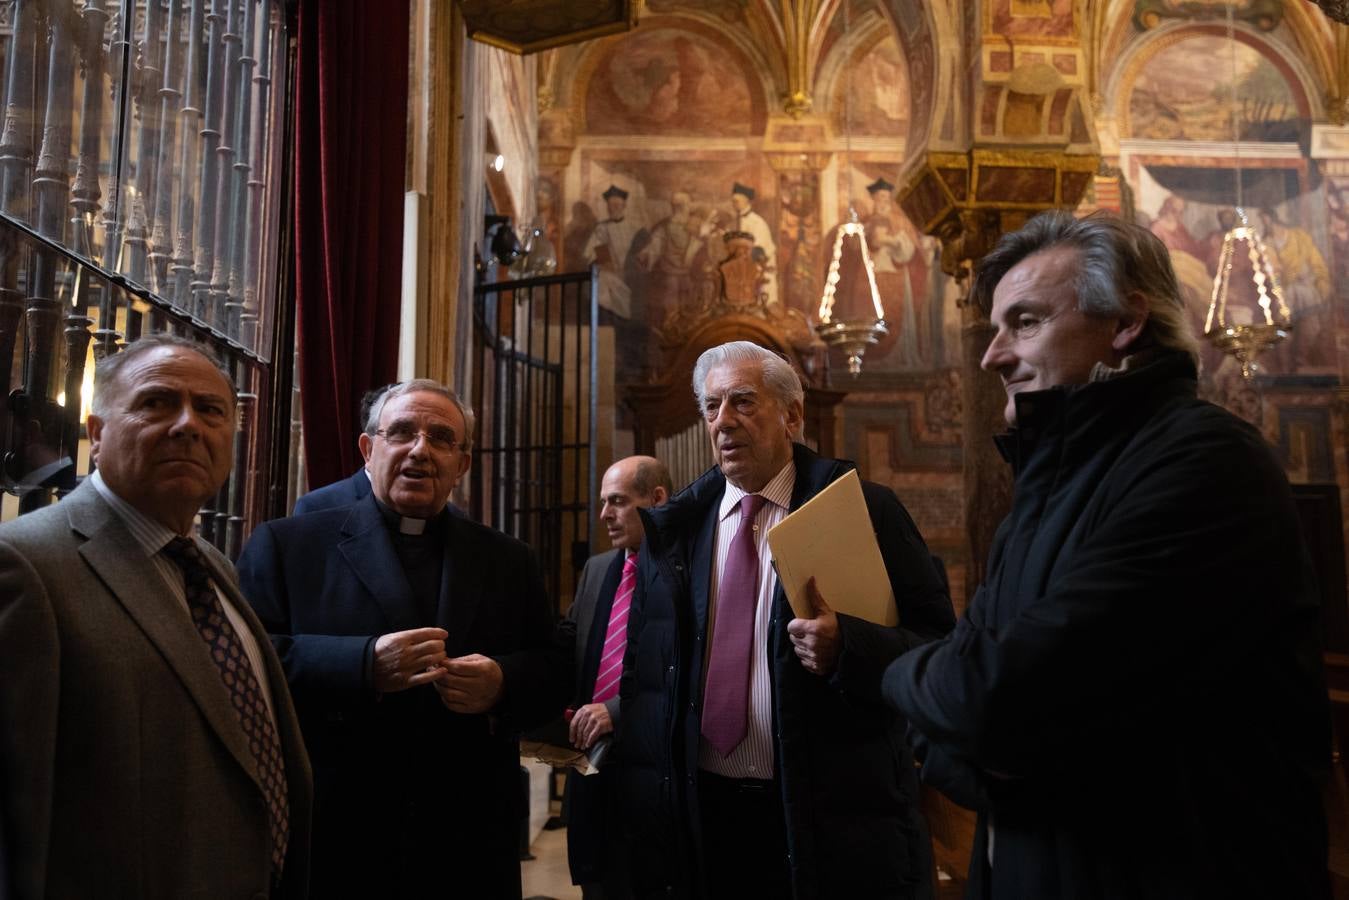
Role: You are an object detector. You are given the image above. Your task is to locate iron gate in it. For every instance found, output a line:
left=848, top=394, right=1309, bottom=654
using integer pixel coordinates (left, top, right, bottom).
left=470, top=268, right=597, bottom=615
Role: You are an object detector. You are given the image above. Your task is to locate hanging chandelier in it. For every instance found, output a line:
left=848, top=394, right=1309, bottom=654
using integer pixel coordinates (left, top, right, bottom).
left=1203, top=4, right=1291, bottom=379
left=814, top=0, right=887, bottom=377
left=1205, top=209, right=1291, bottom=378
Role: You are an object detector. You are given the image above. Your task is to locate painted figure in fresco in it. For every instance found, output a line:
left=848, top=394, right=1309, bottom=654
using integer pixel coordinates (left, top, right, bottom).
left=1258, top=208, right=1333, bottom=370
left=535, top=177, right=561, bottom=264
left=865, top=178, right=925, bottom=365
left=586, top=185, right=643, bottom=317
left=692, top=208, right=735, bottom=296
left=1149, top=195, right=1205, bottom=261
left=639, top=190, right=705, bottom=330
left=564, top=201, right=598, bottom=274
left=777, top=175, right=820, bottom=315
left=729, top=183, right=778, bottom=306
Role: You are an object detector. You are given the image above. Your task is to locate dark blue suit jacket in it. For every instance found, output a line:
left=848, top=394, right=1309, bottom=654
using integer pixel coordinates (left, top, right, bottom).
left=291, top=469, right=370, bottom=515
left=237, top=494, right=571, bottom=898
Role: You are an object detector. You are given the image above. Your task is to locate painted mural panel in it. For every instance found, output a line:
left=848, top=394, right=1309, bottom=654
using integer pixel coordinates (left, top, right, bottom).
left=583, top=27, right=758, bottom=136
left=1136, top=173, right=1334, bottom=377
left=821, top=165, right=952, bottom=373
left=986, top=0, right=1075, bottom=39
left=829, top=34, right=910, bottom=137
left=1122, top=23, right=1332, bottom=383
left=567, top=153, right=778, bottom=379
left=1127, top=34, right=1304, bottom=143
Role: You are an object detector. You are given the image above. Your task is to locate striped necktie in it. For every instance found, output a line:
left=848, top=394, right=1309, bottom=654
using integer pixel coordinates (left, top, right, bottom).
left=591, top=554, right=638, bottom=704
left=162, top=536, right=290, bottom=875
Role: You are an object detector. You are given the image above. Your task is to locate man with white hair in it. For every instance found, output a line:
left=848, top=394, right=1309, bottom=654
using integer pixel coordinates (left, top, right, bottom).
left=615, top=340, right=955, bottom=899
left=883, top=211, right=1330, bottom=899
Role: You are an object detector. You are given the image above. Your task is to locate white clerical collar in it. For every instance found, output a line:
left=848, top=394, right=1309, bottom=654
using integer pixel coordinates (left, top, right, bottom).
left=399, top=516, right=427, bottom=535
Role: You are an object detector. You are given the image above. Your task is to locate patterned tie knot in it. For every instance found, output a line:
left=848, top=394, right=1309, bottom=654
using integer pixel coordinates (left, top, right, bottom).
left=622, top=553, right=638, bottom=579
left=163, top=535, right=207, bottom=575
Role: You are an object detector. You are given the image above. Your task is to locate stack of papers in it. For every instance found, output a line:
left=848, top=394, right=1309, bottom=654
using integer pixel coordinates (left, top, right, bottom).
left=767, top=470, right=898, bottom=627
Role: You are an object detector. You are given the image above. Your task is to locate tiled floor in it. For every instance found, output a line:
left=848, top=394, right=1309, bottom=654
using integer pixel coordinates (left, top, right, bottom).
left=521, top=820, right=581, bottom=900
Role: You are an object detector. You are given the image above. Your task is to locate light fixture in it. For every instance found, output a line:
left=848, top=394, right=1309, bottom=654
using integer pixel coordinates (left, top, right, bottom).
left=1203, top=5, right=1290, bottom=379
left=815, top=0, right=887, bottom=377
left=492, top=154, right=505, bottom=172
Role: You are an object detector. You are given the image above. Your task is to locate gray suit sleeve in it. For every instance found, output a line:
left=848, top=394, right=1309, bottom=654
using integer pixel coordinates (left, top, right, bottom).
left=0, top=541, right=59, bottom=900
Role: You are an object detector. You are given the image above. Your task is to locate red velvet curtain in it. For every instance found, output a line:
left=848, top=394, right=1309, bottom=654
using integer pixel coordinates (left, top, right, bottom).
left=292, top=0, right=409, bottom=489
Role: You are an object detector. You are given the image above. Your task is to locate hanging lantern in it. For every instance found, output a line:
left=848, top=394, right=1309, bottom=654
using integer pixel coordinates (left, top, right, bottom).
left=816, top=212, right=888, bottom=376
left=1204, top=208, right=1291, bottom=379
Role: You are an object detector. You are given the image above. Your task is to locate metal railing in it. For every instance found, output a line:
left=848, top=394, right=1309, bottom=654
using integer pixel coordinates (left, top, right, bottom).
left=0, top=214, right=278, bottom=558
left=0, top=0, right=287, bottom=357
left=0, top=0, right=294, bottom=554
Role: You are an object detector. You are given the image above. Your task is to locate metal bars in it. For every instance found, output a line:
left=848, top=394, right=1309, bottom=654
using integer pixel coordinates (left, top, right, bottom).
left=0, top=1, right=289, bottom=546
left=471, top=269, right=598, bottom=616
left=0, top=0, right=287, bottom=358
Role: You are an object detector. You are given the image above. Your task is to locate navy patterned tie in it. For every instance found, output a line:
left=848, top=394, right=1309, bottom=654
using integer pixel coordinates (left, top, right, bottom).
left=163, top=536, right=290, bottom=875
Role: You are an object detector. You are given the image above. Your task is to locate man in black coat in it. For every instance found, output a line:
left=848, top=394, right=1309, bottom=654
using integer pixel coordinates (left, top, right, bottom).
left=238, top=378, right=570, bottom=898
left=562, top=454, right=672, bottom=898
left=883, top=212, right=1330, bottom=898
left=616, top=340, right=955, bottom=899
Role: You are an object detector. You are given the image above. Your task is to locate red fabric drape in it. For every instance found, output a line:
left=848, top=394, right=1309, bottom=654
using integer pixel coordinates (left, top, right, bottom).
left=293, top=0, right=409, bottom=489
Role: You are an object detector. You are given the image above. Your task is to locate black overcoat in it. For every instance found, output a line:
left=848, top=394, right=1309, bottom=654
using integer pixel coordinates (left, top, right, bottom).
left=615, top=442, right=956, bottom=899
left=884, top=352, right=1331, bottom=899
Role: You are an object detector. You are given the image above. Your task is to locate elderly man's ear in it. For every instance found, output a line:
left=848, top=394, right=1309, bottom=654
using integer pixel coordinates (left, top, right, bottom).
left=1112, top=292, right=1150, bottom=352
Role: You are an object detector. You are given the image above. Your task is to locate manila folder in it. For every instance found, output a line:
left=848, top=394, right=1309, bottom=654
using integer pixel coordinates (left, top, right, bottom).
left=767, top=470, right=897, bottom=627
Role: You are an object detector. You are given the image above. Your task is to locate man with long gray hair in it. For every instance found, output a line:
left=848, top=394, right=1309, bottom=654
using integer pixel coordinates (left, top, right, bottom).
left=615, top=340, right=955, bottom=898
left=883, top=211, right=1329, bottom=898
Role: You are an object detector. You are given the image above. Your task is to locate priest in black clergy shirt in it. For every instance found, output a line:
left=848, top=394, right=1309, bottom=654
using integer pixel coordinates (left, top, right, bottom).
left=238, top=378, right=571, bottom=898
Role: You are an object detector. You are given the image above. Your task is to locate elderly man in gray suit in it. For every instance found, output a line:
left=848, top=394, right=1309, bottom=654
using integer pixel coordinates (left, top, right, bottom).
left=0, top=334, right=312, bottom=899
left=564, top=454, right=672, bottom=899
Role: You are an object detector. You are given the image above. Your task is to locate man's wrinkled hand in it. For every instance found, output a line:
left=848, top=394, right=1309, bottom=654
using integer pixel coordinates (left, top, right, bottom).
left=433, top=654, right=504, bottom=714
left=373, top=627, right=448, bottom=693
left=568, top=702, right=614, bottom=750
left=786, top=577, right=840, bottom=676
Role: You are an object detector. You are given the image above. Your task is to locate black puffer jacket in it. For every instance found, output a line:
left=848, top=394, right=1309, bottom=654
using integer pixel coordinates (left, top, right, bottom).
left=884, top=352, right=1331, bottom=899
left=614, top=442, right=956, bottom=899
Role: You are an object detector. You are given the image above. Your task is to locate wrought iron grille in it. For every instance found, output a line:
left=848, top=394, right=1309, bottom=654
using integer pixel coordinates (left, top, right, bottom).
left=0, top=0, right=293, bottom=553
left=470, top=268, right=597, bottom=615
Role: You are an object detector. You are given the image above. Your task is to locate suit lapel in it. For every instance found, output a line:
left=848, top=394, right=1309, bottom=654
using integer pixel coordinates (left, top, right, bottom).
left=337, top=495, right=419, bottom=630
left=65, top=486, right=266, bottom=794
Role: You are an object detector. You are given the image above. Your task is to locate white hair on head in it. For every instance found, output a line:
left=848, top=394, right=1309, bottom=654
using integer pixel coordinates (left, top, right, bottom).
left=691, top=341, right=804, bottom=412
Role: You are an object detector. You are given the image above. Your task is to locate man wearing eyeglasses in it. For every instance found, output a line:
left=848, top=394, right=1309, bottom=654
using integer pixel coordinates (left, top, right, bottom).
left=237, top=378, right=571, bottom=898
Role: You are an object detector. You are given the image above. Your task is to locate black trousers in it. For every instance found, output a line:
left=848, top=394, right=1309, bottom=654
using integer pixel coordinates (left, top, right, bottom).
left=696, top=770, right=792, bottom=900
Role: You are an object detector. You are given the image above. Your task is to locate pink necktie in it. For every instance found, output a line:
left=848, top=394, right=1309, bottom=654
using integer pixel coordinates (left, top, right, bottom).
left=701, top=493, right=767, bottom=757
left=592, top=554, right=638, bottom=704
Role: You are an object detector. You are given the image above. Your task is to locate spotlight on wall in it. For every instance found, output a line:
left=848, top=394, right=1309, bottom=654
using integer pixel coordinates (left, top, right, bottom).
left=492, top=154, right=505, bottom=173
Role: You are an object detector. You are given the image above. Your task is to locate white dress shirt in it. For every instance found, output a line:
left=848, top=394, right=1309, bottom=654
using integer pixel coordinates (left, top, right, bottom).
left=91, top=470, right=278, bottom=722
